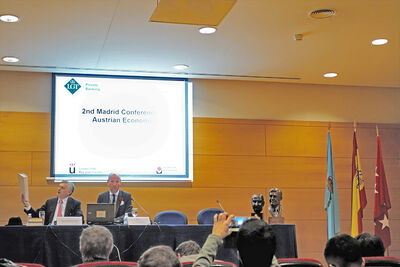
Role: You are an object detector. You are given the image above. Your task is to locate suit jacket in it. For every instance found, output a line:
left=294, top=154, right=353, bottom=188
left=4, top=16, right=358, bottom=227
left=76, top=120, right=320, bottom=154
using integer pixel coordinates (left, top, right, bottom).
left=24, top=196, right=84, bottom=225
left=97, top=190, right=133, bottom=221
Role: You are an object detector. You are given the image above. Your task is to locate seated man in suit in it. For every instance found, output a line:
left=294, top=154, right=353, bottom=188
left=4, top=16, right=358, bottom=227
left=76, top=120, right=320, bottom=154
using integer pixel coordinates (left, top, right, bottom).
left=97, top=173, right=133, bottom=223
left=21, top=181, right=83, bottom=225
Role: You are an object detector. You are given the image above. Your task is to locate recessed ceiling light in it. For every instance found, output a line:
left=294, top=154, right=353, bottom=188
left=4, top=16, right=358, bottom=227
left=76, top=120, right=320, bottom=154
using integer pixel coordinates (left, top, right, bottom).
left=2, top=56, right=20, bottom=63
left=199, top=27, right=217, bottom=34
left=173, top=64, right=189, bottom=70
left=0, top=14, right=19, bottom=23
left=323, top=72, right=338, bottom=78
left=309, top=9, right=336, bottom=19
left=371, top=39, right=388, bottom=46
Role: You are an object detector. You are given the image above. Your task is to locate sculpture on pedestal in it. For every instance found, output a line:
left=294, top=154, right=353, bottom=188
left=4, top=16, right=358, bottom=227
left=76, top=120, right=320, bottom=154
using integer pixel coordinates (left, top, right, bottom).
left=268, top=188, right=284, bottom=224
left=251, top=194, right=265, bottom=220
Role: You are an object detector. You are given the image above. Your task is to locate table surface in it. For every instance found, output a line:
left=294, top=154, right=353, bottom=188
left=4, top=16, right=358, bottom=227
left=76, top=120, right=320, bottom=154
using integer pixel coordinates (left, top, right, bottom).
left=0, top=224, right=297, bottom=267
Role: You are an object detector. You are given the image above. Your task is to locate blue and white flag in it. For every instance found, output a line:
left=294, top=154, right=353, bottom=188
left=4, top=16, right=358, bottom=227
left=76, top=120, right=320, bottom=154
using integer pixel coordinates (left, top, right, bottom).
left=324, top=131, right=340, bottom=239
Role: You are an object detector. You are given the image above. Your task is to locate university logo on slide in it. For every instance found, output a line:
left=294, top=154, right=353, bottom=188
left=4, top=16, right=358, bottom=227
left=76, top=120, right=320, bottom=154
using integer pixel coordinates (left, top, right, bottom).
left=64, top=78, right=81, bottom=95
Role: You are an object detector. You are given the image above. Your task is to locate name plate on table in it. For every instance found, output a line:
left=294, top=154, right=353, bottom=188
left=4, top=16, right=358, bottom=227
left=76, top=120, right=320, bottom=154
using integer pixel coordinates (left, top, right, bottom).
left=127, top=217, right=151, bottom=225
left=56, top=217, right=82, bottom=225
left=27, top=217, right=44, bottom=226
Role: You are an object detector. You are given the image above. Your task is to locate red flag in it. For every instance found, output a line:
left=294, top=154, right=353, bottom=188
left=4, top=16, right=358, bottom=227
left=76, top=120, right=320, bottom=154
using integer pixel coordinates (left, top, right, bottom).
left=374, top=135, right=391, bottom=248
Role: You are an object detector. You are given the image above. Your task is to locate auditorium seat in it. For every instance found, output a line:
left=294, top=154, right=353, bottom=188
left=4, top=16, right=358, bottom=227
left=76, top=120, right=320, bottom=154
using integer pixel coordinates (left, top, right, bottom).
left=154, top=210, right=188, bottom=224
left=277, top=258, right=323, bottom=267
left=15, top=264, right=45, bottom=267
left=364, top=256, right=400, bottom=266
left=197, top=208, right=224, bottom=224
left=75, top=261, right=138, bottom=266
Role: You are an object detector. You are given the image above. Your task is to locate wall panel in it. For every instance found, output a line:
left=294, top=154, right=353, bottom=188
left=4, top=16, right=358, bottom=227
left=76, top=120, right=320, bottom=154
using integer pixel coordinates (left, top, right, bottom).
left=0, top=112, right=399, bottom=262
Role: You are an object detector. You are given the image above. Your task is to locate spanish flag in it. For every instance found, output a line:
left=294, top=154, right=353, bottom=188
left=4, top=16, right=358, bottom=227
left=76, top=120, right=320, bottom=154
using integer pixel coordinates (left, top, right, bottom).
left=351, top=130, right=367, bottom=236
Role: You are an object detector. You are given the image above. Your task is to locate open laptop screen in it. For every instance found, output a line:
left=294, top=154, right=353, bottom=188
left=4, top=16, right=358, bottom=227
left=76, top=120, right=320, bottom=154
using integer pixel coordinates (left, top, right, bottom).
left=87, top=203, right=114, bottom=225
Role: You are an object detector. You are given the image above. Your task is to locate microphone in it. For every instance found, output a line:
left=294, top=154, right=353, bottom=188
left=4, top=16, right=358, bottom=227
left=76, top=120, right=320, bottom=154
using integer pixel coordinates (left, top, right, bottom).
left=216, top=200, right=225, bottom=211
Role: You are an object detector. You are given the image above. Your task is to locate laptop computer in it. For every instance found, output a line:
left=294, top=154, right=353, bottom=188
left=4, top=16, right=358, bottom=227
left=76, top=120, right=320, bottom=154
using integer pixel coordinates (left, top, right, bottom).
left=86, top=203, right=115, bottom=225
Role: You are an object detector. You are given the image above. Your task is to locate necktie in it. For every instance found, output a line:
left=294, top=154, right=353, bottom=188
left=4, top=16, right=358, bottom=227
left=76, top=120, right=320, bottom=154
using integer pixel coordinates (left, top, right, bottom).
left=57, top=200, right=63, bottom=217
left=112, top=194, right=116, bottom=204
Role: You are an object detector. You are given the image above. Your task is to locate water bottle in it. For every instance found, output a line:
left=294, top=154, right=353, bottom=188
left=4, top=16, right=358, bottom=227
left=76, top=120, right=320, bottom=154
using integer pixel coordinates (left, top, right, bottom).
left=123, top=212, right=129, bottom=225
left=27, top=213, right=32, bottom=225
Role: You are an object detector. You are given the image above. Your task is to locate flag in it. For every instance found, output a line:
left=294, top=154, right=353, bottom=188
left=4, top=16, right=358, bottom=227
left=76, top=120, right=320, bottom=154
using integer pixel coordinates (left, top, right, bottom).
left=351, top=130, right=367, bottom=237
left=374, top=134, right=391, bottom=248
left=324, top=131, right=340, bottom=239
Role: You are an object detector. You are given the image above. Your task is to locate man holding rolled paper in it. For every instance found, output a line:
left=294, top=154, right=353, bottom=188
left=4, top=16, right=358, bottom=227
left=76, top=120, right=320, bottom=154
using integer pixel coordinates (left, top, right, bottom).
left=21, top=180, right=84, bottom=225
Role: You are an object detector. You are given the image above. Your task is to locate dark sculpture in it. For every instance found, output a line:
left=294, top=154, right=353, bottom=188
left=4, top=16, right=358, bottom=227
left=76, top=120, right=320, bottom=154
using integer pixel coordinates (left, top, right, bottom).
left=268, top=188, right=282, bottom=217
left=251, top=194, right=265, bottom=220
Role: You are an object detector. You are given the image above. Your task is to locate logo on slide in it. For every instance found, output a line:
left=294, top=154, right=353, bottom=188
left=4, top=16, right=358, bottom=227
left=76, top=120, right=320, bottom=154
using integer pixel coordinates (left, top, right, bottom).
left=69, top=163, right=76, bottom=174
left=156, top=167, right=162, bottom=174
left=64, top=79, right=81, bottom=95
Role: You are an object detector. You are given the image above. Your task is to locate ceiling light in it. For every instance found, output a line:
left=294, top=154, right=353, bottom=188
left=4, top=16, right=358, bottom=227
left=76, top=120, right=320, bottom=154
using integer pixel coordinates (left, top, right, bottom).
left=0, top=14, right=19, bottom=23
left=199, top=27, right=217, bottom=34
left=173, top=64, right=189, bottom=70
left=323, top=72, right=338, bottom=78
left=371, top=39, right=388, bottom=46
left=2, top=56, right=20, bottom=63
left=309, top=9, right=336, bottom=19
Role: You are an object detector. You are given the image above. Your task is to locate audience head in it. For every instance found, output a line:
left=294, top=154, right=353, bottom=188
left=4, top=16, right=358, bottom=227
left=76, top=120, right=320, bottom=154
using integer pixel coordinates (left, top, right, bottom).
left=58, top=181, right=74, bottom=198
left=107, top=173, right=121, bottom=194
left=139, top=245, right=181, bottom=267
left=355, top=233, right=385, bottom=257
left=237, top=218, right=276, bottom=267
left=175, top=240, right=201, bottom=257
left=324, top=234, right=364, bottom=267
left=79, top=225, right=114, bottom=262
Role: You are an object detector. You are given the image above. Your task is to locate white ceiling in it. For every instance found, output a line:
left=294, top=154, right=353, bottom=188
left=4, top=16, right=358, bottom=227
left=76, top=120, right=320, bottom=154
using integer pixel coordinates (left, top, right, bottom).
left=0, top=0, right=399, bottom=88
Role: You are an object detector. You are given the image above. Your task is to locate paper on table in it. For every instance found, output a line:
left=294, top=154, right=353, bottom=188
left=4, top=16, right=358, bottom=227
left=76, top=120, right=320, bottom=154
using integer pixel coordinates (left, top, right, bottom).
left=18, top=173, right=29, bottom=202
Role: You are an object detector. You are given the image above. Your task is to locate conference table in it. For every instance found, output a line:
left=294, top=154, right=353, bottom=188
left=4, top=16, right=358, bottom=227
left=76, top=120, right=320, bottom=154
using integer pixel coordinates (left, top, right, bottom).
left=0, top=224, right=297, bottom=267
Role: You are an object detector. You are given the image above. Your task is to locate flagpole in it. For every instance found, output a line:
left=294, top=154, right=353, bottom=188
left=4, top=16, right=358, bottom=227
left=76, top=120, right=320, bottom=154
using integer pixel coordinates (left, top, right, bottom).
left=353, top=121, right=357, bottom=132
left=376, top=124, right=379, bottom=136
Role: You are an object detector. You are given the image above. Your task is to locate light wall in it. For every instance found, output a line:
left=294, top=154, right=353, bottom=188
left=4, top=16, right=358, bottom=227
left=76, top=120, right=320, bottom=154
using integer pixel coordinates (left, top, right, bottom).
left=0, top=70, right=399, bottom=263
left=1, top=70, right=400, bottom=123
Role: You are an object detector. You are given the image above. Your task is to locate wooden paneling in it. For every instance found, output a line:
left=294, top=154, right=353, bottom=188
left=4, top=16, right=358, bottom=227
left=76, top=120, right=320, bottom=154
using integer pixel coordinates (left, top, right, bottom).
left=0, top=112, right=399, bottom=262
left=194, top=155, right=326, bottom=188
left=266, top=125, right=327, bottom=157
left=0, top=112, right=50, bottom=151
left=194, top=122, right=265, bottom=156
left=32, top=151, right=50, bottom=186
left=0, top=152, right=31, bottom=185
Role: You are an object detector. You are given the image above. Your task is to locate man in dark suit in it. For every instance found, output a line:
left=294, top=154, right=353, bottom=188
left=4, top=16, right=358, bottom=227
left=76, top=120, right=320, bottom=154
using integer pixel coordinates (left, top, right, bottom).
left=97, top=173, right=133, bottom=223
left=21, top=181, right=84, bottom=225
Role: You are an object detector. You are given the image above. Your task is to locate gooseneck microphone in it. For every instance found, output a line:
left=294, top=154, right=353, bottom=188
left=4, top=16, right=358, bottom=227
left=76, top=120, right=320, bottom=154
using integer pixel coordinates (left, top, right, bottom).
left=216, top=200, right=225, bottom=211
left=130, top=196, right=161, bottom=231
left=130, top=196, right=152, bottom=222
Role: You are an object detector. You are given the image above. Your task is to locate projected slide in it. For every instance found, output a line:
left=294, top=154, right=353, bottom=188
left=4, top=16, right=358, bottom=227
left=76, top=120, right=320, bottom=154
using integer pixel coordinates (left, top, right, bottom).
left=51, top=74, right=193, bottom=182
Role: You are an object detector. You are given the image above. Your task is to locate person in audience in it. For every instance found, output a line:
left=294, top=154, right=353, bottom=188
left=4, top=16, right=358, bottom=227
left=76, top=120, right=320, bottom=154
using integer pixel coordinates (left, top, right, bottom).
left=355, top=233, right=385, bottom=257
left=139, top=245, right=181, bottom=267
left=175, top=240, right=201, bottom=262
left=97, top=173, right=133, bottom=223
left=79, top=225, right=114, bottom=263
left=21, top=180, right=83, bottom=225
left=193, top=213, right=280, bottom=267
left=324, top=234, right=365, bottom=267
left=237, top=218, right=278, bottom=267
